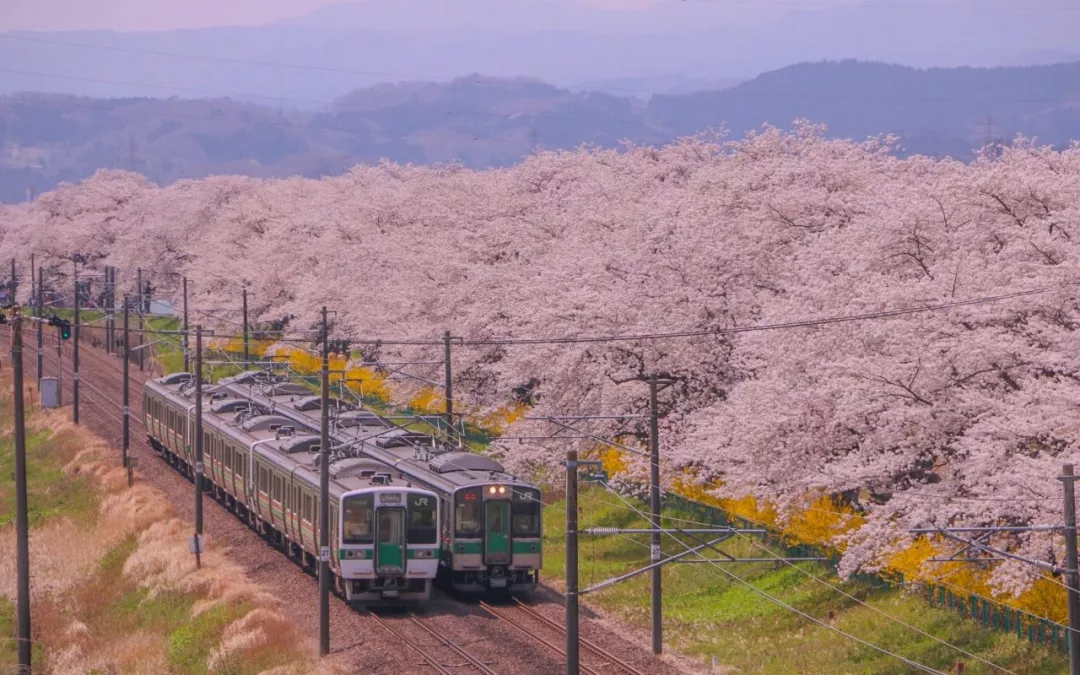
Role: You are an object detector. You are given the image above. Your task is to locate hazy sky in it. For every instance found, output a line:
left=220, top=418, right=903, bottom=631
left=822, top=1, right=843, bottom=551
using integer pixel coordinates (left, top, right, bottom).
left=0, top=0, right=868, bottom=32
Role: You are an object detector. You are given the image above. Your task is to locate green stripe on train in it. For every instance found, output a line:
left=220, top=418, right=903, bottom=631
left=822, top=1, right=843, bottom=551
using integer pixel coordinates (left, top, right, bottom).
left=513, top=540, right=541, bottom=555
left=453, top=541, right=483, bottom=555
left=451, top=541, right=540, bottom=556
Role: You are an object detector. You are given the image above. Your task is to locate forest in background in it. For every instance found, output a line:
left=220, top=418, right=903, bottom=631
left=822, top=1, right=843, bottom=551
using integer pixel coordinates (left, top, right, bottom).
left=2, top=59, right=1078, bottom=203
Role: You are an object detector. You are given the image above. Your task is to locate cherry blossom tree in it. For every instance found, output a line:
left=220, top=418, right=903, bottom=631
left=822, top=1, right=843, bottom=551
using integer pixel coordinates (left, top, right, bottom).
left=3, top=125, right=1079, bottom=594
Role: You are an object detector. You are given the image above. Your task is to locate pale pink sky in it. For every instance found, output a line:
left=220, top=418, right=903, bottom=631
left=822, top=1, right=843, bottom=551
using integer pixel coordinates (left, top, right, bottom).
left=0, top=0, right=711, bottom=32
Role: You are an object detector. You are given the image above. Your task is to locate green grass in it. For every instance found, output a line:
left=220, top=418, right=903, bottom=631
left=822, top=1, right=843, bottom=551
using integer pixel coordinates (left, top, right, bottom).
left=0, top=597, right=15, bottom=665
left=0, top=428, right=99, bottom=528
left=167, top=603, right=243, bottom=674
left=544, top=486, right=1069, bottom=675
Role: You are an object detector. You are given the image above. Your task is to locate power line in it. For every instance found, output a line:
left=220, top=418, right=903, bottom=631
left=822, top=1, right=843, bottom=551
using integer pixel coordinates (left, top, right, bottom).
left=600, top=485, right=948, bottom=674
left=658, top=485, right=1080, bottom=629
left=453, top=284, right=1053, bottom=347
left=652, top=488, right=1017, bottom=672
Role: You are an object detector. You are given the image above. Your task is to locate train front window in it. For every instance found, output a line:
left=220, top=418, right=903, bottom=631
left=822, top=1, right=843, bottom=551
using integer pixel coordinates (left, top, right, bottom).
left=454, top=488, right=482, bottom=538
left=408, top=493, right=437, bottom=544
left=512, top=488, right=541, bottom=537
left=342, top=494, right=374, bottom=544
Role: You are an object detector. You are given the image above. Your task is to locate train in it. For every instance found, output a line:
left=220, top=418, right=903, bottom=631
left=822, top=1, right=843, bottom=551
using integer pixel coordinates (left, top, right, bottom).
left=215, top=371, right=544, bottom=594
left=142, top=368, right=543, bottom=599
left=142, top=372, right=441, bottom=603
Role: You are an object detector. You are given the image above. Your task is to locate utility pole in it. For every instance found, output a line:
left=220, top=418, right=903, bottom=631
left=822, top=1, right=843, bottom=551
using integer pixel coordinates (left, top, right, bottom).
left=565, top=448, right=580, bottom=675
left=1060, top=463, right=1080, bottom=675
left=182, top=277, right=190, bottom=372
left=242, top=287, right=250, bottom=367
left=194, top=326, right=204, bottom=569
left=11, top=310, right=33, bottom=674
left=649, top=373, right=662, bottom=655
left=319, top=306, right=330, bottom=657
left=443, top=330, right=453, bottom=433
left=29, top=254, right=35, bottom=316
left=136, top=268, right=144, bottom=371
left=36, top=262, right=43, bottom=382
left=123, top=295, right=130, bottom=481
left=104, top=267, right=113, bottom=355
left=10, top=258, right=16, bottom=302
left=73, top=259, right=80, bottom=425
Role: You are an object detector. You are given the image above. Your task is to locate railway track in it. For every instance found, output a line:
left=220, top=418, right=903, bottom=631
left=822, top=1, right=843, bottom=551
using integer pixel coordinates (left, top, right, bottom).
left=479, top=599, right=646, bottom=675
left=365, top=611, right=499, bottom=675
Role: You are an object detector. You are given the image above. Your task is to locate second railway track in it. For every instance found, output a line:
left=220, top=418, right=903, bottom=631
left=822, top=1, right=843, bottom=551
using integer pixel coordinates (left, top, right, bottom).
left=479, top=599, right=646, bottom=675
left=366, top=611, right=499, bottom=675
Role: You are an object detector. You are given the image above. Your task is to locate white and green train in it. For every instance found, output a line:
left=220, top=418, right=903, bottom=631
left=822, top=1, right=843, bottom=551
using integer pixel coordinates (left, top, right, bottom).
left=142, top=373, right=441, bottom=603
left=217, top=371, right=543, bottom=594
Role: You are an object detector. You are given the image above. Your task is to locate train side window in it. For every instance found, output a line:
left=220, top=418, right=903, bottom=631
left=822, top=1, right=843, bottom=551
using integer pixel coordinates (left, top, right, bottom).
left=454, top=488, right=482, bottom=538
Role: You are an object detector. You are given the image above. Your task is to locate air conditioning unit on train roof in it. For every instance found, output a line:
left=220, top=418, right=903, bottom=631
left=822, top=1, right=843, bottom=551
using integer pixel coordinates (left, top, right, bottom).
left=264, top=382, right=309, bottom=397
left=292, top=395, right=354, bottom=412
left=241, top=414, right=296, bottom=432
left=428, top=452, right=505, bottom=475
left=281, top=435, right=321, bottom=454
left=375, top=431, right=435, bottom=449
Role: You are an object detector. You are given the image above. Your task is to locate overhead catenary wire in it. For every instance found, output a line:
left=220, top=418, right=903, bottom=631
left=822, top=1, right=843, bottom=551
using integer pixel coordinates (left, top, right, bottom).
left=647, top=488, right=1020, bottom=671
left=598, top=485, right=949, bottom=675
left=177, top=283, right=1054, bottom=349
left=654, top=485, right=1080, bottom=630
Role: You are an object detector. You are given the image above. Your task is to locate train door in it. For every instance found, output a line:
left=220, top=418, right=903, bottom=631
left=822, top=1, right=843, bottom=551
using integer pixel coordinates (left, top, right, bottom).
left=375, top=508, right=406, bottom=574
left=484, top=500, right=511, bottom=564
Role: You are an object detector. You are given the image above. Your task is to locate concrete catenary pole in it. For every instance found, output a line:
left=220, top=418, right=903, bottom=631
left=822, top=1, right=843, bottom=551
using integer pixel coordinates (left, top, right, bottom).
left=11, top=310, right=33, bottom=673
left=319, top=306, right=331, bottom=656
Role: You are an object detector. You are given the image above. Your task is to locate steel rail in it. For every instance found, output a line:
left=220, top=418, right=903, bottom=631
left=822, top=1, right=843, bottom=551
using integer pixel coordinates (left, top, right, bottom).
left=408, top=615, right=500, bottom=675
left=478, top=601, right=604, bottom=675
left=364, top=612, right=455, bottom=675
left=510, top=599, right=647, bottom=675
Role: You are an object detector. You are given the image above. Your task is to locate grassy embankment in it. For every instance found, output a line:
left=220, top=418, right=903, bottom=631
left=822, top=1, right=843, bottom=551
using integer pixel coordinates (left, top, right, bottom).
left=0, top=371, right=338, bottom=674
left=541, top=487, right=1068, bottom=675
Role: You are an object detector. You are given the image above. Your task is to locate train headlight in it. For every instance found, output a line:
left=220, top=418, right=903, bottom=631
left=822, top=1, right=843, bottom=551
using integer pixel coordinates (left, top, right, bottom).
left=489, top=486, right=497, bottom=494
left=498, top=486, right=506, bottom=494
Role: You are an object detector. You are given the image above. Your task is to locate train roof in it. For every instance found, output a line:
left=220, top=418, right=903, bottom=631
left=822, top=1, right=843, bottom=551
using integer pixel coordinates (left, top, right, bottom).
left=144, top=376, right=436, bottom=501
left=205, top=370, right=539, bottom=495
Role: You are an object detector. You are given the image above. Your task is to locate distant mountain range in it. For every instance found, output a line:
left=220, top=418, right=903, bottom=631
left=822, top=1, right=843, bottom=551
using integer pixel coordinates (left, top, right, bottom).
left=1, top=0, right=1077, bottom=104
left=2, top=59, right=1078, bottom=203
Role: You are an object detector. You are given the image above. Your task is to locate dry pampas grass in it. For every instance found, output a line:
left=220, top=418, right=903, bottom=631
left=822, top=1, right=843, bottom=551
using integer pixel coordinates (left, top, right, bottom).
left=1, top=377, right=319, bottom=673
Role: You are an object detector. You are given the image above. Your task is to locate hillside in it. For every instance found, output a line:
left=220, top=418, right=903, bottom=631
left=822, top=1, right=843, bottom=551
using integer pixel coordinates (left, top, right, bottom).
left=1, top=60, right=1079, bottom=202
left=0, top=76, right=664, bottom=203
left=649, top=60, right=1080, bottom=157
left=2, top=0, right=1076, bottom=103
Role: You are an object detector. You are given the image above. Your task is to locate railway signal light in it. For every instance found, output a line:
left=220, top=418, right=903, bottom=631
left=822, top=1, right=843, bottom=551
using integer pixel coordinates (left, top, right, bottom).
left=47, top=316, right=72, bottom=340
